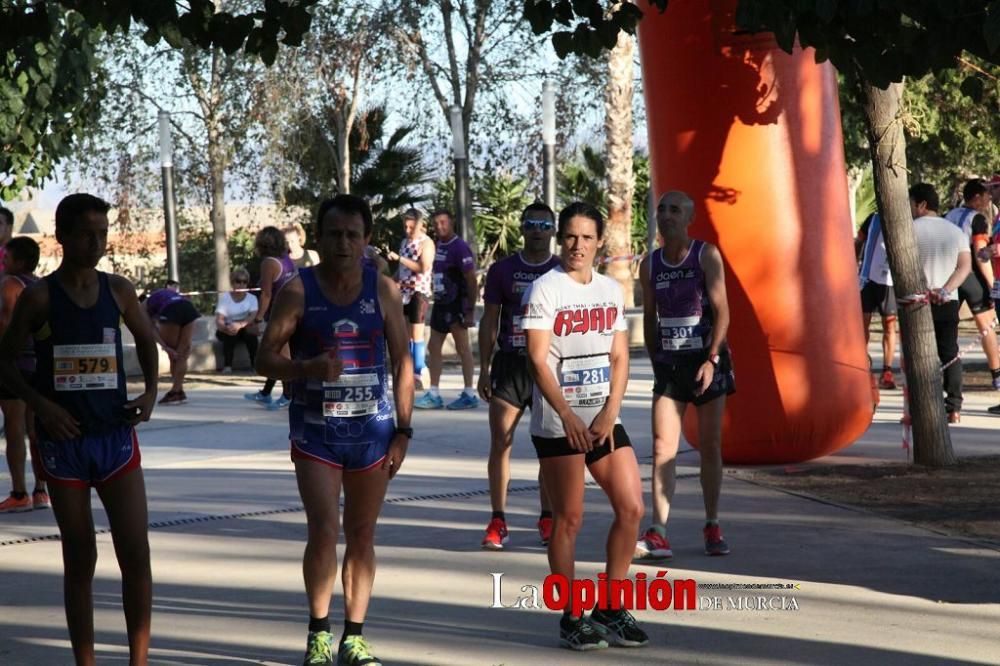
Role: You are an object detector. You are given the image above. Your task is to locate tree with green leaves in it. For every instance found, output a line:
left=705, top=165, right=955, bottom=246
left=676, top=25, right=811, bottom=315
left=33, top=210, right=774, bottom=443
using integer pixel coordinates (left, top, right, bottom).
left=1, top=0, right=315, bottom=202
left=524, top=0, right=1000, bottom=465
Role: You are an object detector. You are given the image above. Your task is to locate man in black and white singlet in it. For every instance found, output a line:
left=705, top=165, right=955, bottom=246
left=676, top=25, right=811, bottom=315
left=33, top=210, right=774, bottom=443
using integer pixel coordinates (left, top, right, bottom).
left=522, top=202, right=648, bottom=651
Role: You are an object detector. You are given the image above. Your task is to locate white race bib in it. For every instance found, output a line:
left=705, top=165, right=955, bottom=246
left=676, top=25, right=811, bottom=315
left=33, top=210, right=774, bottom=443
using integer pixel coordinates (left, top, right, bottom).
left=559, top=355, right=610, bottom=407
left=511, top=315, right=526, bottom=348
left=432, top=273, right=445, bottom=294
left=992, top=279, right=1000, bottom=301
left=660, top=315, right=704, bottom=351
left=323, top=371, right=382, bottom=418
left=53, top=344, right=118, bottom=391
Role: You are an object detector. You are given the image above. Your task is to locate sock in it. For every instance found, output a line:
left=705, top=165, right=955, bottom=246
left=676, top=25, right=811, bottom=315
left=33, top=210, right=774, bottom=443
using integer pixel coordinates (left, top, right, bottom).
left=429, top=386, right=440, bottom=397
left=261, top=378, right=276, bottom=396
left=539, top=510, right=553, bottom=519
left=705, top=519, right=719, bottom=527
left=492, top=510, right=506, bottom=521
left=342, top=620, right=364, bottom=641
left=413, top=341, right=426, bottom=375
left=561, top=611, right=581, bottom=626
left=308, top=615, right=330, bottom=633
left=649, top=524, right=667, bottom=537
left=11, top=491, right=27, bottom=500
left=463, top=386, right=476, bottom=398
left=991, top=368, right=1000, bottom=379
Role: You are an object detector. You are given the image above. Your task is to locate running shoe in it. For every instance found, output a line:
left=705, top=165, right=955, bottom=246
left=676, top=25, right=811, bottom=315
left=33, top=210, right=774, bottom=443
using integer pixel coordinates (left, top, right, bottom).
left=988, top=404, right=1000, bottom=415
left=0, top=493, right=32, bottom=513
left=414, top=376, right=424, bottom=391
left=590, top=608, right=649, bottom=647
left=947, top=411, right=961, bottom=424
left=559, top=615, right=609, bottom=651
left=537, top=516, right=553, bottom=546
left=993, top=373, right=1000, bottom=391
left=482, top=517, right=509, bottom=550
left=446, top=392, right=480, bottom=410
left=879, top=369, right=897, bottom=390
left=244, top=391, right=273, bottom=405
left=414, top=391, right=444, bottom=410
left=704, top=523, right=731, bottom=556
left=302, top=630, right=334, bottom=665
left=337, top=635, right=381, bottom=665
left=221, top=366, right=233, bottom=374
left=634, top=527, right=672, bottom=559
left=32, top=490, right=50, bottom=510
left=267, top=396, right=291, bottom=411
left=158, top=390, right=185, bottom=405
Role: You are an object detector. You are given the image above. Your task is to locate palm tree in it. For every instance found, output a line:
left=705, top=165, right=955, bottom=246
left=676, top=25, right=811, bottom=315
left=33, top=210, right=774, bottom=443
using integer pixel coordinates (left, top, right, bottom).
left=604, top=25, right=636, bottom=306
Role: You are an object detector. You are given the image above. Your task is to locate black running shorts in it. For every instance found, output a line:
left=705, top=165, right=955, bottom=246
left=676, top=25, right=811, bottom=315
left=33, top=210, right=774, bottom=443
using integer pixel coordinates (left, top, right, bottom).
left=489, top=350, right=533, bottom=410
left=860, top=281, right=897, bottom=317
left=957, top=271, right=993, bottom=315
left=159, top=300, right=200, bottom=327
left=532, top=423, right=632, bottom=466
left=652, top=350, right=736, bottom=405
left=403, top=293, right=429, bottom=325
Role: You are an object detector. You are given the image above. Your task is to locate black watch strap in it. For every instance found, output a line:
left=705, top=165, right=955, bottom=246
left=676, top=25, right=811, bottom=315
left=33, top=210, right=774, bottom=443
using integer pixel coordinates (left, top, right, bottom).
left=395, top=426, right=414, bottom=439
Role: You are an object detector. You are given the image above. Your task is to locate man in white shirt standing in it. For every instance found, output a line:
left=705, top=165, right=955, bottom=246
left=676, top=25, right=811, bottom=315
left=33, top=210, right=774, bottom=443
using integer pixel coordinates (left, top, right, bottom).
left=910, top=183, right=972, bottom=423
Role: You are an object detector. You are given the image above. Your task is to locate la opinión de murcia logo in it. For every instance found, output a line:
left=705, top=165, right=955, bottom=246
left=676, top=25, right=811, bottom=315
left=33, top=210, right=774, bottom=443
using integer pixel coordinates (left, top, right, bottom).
left=490, top=572, right=801, bottom=613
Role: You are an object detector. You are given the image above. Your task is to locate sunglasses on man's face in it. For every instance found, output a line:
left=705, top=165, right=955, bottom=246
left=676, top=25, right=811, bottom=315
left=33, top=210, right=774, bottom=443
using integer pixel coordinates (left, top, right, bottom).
left=233, top=280, right=248, bottom=285
left=522, top=219, right=555, bottom=231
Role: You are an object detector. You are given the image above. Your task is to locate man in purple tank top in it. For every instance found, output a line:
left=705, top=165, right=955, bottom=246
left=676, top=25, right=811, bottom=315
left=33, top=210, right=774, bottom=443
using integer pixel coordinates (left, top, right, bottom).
left=635, top=191, right=735, bottom=561
left=476, top=203, right=560, bottom=550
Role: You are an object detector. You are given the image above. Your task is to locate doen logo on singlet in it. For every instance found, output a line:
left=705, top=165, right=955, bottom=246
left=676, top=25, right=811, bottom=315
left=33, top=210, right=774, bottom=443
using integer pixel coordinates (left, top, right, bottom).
left=553, top=307, right=619, bottom=336
left=656, top=269, right=695, bottom=282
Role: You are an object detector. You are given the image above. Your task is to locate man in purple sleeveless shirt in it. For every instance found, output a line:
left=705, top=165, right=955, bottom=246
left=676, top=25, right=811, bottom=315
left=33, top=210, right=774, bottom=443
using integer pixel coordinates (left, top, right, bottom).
left=476, top=203, right=560, bottom=550
left=635, top=191, right=735, bottom=561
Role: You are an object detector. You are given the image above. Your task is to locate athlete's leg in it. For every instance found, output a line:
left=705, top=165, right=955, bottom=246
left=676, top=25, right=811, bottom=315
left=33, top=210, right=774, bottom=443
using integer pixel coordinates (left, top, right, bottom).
left=49, top=483, right=98, bottom=666
left=538, top=469, right=551, bottom=513
left=650, top=395, right=686, bottom=526
left=157, top=322, right=182, bottom=392
left=426, top=328, right=446, bottom=388
left=450, top=324, right=475, bottom=389
left=487, top=397, right=525, bottom=513
left=588, top=447, right=644, bottom=581
left=410, top=322, right=426, bottom=382
left=695, top=396, right=726, bottom=521
left=96, top=468, right=151, bottom=665
left=340, top=465, right=391, bottom=623
left=1, top=400, right=27, bottom=494
left=862, top=312, right=873, bottom=345
left=171, top=321, right=195, bottom=393
left=539, top=455, right=586, bottom=584
left=973, top=309, right=1000, bottom=370
left=295, top=459, right=344, bottom=619
left=881, top=315, right=897, bottom=369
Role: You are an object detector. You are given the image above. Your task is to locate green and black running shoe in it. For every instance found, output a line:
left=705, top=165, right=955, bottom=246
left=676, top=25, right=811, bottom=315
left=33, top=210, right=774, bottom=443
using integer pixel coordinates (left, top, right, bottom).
left=337, top=635, right=382, bottom=665
left=590, top=608, right=650, bottom=647
left=303, top=630, right=334, bottom=665
left=559, top=614, right=609, bottom=651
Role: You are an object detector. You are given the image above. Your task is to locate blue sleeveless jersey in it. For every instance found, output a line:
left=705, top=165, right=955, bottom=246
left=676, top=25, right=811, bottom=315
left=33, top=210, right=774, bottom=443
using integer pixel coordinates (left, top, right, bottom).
left=288, top=267, right=394, bottom=446
left=33, top=272, right=128, bottom=437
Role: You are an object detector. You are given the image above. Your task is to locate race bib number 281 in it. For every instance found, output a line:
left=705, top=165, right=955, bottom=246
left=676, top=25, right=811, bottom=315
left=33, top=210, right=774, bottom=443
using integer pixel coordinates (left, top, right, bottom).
left=559, top=355, right=610, bottom=407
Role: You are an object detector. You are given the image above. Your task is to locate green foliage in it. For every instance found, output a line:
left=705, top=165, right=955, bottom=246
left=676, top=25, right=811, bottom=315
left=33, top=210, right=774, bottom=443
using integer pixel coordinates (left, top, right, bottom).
left=163, top=223, right=258, bottom=313
left=473, top=173, right=532, bottom=267
left=1, top=7, right=104, bottom=199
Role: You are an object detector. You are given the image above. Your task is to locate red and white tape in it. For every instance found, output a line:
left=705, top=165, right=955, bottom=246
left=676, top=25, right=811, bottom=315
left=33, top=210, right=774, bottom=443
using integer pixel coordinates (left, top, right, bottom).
left=597, top=253, right=646, bottom=265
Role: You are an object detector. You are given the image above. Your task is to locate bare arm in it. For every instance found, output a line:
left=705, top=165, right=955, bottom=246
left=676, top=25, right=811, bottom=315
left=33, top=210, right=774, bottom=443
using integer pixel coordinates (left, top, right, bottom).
left=380, top=275, right=414, bottom=428
left=477, top=302, right=500, bottom=401
left=0, top=278, right=23, bottom=334
left=942, top=251, right=972, bottom=295
left=526, top=327, right=593, bottom=452
left=701, top=244, right=730, bottom=358
left=463, top=267, right=478, bottom=310
left=639, top=255, right=658, bottom=361
left=112, top=276, right=159, bottom=424
left=974, top=235, right=995, bottom=286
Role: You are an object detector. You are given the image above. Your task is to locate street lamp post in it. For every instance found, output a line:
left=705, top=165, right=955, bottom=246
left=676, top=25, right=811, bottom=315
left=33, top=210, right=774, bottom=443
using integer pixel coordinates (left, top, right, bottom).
left=158, top=111, right=180, bottom=283
left=542, top=80, right=557, bottom=253
left=449, top=105, right=472, bottom=248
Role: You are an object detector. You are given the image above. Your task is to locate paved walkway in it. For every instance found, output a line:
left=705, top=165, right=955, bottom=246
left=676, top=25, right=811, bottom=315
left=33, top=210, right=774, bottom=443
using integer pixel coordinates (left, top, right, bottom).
left=1, top=351, right=998, bottom=665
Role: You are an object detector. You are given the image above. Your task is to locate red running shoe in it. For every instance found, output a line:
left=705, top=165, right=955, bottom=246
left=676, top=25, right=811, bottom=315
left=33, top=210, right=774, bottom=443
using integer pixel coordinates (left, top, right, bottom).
left=704, top=523, right=731, bottom=556
left=481, top=517, right=509, bottom=550
left=537, top=516, right=553, bottom=546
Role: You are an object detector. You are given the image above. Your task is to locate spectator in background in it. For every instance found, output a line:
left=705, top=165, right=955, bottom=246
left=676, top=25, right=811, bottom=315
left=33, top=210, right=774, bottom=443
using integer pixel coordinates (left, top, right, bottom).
left=388, top=208, right=435, bottom=389
left=285, top=222, right=320, bottom=270
left=145, top=280, right=200, bottom=405
left=215, top=266, right=259, bottom=374
left=245, top=226, right=297, bottom=410
left=856, top=212, right=899, bottom=389
left=0, top=236, right=49, bottom=513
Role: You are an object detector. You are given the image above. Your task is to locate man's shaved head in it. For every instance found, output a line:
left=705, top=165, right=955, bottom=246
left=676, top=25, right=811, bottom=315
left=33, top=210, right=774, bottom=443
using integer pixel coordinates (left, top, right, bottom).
left=658, top=191, right=694, bottom=221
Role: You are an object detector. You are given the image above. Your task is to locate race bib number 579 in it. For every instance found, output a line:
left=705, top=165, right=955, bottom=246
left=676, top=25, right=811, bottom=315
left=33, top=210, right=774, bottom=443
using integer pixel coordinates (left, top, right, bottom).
left=53, top=344, right=118, bottom=391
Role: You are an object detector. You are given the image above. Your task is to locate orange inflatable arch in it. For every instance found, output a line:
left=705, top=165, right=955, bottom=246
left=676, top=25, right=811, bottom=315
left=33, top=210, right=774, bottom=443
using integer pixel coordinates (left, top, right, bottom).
left=637, top=0, right=871, bottom=463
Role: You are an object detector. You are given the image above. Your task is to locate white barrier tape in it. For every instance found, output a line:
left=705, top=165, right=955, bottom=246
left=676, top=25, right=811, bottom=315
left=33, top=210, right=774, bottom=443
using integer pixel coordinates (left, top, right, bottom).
left=597, top=253, right=646, bottom=265
left=179, top=287, right=261, bottom=297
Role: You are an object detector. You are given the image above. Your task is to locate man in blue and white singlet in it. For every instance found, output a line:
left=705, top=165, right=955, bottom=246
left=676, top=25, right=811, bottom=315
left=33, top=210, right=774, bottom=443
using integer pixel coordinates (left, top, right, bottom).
left=0, top=193, right=160, bottom=664
left=256, top=194, right=414, bottom=666
left=634, top=191, right=735, bottom=562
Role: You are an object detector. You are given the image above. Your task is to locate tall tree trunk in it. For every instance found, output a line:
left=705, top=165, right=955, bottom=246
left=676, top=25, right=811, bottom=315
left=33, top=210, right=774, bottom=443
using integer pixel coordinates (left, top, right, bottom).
left=861, top=80, right=955, bottom=466
left=604, top=27, right=635, bottom=307
left=208, top=136, right=231, bottom=294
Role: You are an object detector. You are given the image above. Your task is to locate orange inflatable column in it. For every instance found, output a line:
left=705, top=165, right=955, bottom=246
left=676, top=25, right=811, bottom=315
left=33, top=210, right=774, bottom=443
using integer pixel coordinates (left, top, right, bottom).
left=638, top=0, right=871, bottom=463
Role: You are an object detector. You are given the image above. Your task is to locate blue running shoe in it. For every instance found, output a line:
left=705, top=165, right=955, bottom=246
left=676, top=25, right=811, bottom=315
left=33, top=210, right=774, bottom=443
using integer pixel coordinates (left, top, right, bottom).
left=414, top=391, right=444, bottom=410
left=244, top=391, right=272, bottom=405
left=446, top=392, right=480, bottom=410
left=267, top=396, right=291, bottom=411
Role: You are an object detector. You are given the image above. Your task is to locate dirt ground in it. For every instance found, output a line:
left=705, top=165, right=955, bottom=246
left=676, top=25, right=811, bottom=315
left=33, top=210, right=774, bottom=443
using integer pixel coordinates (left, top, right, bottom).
left=739, top=455, right=1000, bottom=544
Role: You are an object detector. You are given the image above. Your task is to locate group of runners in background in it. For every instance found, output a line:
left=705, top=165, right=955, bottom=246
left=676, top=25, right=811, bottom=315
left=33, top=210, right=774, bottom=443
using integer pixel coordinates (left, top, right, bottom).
left=0, top=189, right=735, bottom=663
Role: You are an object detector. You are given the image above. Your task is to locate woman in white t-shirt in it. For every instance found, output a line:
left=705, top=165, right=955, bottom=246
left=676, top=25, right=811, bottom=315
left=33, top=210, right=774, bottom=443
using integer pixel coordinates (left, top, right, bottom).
left=521, top=202, right=647, bottom=651
left=215, top=266, right=259, bottom=373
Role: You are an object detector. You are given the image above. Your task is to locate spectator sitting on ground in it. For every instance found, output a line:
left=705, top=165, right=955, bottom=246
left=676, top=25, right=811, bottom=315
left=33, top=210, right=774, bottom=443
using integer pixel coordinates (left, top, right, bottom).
left=215, top=266, right=259, bottom=373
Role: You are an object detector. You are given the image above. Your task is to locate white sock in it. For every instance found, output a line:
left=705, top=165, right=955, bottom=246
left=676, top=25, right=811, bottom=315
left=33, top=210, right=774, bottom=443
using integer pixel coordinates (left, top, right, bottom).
left=429, top=386, right=440, bottom=397
left=463, top=386, right=476, bottom=398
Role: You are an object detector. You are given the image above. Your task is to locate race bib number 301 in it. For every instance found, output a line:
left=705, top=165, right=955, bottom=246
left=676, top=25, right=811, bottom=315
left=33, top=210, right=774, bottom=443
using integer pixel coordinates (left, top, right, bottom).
left=53, top=344, right=118, bottom=391
left=323, top=371, right=382, bottom=418
left=559, top=355, right=610, bottom=407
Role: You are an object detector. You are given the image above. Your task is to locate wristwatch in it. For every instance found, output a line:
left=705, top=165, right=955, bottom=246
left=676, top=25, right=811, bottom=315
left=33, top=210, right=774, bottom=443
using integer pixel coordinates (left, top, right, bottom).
left=395, top=426, right=414, bottom=439
left=708, top=354, right=721, bottom=368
